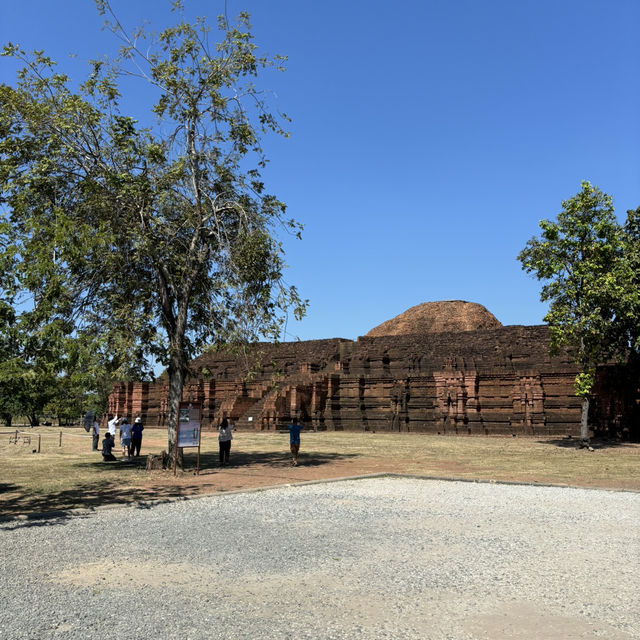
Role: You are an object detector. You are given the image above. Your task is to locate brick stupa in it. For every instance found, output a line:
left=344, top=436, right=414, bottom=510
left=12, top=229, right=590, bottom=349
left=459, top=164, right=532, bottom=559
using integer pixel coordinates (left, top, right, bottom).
left=366, top=301, right=502, bottom=337
left=107, top=300, right=636, bottom=438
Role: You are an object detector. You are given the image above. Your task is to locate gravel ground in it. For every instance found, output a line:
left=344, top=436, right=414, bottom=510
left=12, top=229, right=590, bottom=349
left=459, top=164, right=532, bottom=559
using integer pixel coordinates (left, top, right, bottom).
left=1, top=477, right=638, bottom=640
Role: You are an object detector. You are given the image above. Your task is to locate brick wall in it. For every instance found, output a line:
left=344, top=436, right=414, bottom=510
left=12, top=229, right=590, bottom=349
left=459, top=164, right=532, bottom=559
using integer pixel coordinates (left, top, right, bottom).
left=107, top=326, right=637, bottom=438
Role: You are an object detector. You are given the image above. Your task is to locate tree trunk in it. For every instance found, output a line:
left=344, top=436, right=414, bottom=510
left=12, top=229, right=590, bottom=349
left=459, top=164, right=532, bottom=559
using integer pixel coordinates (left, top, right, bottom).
left=28, top=413, right=39, bottom=427
left=580, top=395, right=590, bottom=446
left=156, top=262, right=194, bottom=470
left=166, top=348, right=186, bottom=469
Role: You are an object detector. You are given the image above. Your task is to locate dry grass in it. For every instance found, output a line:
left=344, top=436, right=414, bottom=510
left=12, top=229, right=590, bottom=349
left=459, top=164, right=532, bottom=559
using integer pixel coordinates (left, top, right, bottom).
left=1, top=426, right=638, bottom=519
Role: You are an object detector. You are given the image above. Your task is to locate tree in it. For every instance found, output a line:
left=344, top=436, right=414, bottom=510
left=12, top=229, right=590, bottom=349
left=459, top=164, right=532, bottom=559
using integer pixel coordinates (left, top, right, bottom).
left=0, top=2, right=305, bottom=463
left=618, top=207, right=640, bottom=361
left=518, top=181, right=624, bottom=444
left=0, top=303, right=105, bottom=426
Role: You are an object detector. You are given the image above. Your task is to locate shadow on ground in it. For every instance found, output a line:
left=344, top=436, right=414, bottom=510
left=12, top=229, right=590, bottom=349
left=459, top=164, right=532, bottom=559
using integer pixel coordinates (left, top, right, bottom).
left=0, top=477, right=195, bottom=530
left=538, top=437, right=638, bottom=450
left=0, top=450, right=358, bottom=526
left=189, top=450, right=358, bottom=470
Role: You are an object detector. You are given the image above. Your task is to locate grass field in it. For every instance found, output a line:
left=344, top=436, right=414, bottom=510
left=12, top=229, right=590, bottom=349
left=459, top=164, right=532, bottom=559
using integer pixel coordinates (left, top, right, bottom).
left=1, top=426, right=638, bottom=519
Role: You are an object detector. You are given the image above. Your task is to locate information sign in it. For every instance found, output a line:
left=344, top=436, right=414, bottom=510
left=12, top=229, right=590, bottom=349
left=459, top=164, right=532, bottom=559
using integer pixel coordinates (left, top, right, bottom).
left=177, top=403, right=201, bottom=448
left=174, top=402, right=203, bottom=476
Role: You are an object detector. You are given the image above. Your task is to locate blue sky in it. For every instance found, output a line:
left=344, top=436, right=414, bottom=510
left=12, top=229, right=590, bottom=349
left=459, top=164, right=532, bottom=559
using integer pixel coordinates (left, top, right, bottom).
left=2, top=0, right=639, bottom=342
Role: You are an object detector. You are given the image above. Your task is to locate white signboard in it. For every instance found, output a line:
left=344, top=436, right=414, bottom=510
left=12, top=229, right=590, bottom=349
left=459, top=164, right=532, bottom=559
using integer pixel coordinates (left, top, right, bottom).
left=177, top=404, right=201, bottom=448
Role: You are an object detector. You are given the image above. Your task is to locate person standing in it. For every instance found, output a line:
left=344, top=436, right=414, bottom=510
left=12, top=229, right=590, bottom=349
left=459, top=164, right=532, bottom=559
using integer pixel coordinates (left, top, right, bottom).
left=119, top=417, right=132, bottom=458
left=218, top=417, right=233, bottom=466
left=288, top=417, right=304, bottom=466
left=91, top=417, right=100, bottom=451
left=131, top=417, right=144, bottom=457
left=107, top=415, right=119, bottom=441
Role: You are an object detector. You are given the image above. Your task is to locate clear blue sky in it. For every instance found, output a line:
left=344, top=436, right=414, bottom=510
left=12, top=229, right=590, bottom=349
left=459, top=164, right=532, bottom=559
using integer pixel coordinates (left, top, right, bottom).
left=2, top=1, right=639, bottom=341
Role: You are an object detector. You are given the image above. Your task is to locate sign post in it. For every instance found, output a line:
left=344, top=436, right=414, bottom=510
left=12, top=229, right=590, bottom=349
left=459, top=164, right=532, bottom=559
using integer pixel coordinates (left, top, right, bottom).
left=174, top=402, right=202, bottom=475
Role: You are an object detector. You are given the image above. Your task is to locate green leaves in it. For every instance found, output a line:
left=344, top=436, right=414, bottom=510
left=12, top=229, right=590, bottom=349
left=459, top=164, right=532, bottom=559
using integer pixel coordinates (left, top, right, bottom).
left=1, top=2, right=306, bottom=446
left=616, top=207, right=640, bottom=356
left=516, top=182, right=640, bottom=442
left=518, top=181, right=621, bottom=350
left=518, top=181, right=634, bottom=405
left=574, top=371, right=595, bottom=399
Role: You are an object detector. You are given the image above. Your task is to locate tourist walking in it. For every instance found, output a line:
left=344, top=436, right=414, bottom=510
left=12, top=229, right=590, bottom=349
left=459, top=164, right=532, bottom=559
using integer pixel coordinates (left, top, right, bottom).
left=101, top=432, right=117, bottom=462
left=119, top=417, right=132, bottom=458
left=131, top=417, right=144, bottom=457
left=91, top=417, right=100, bottom=451
left=288, top=417, right=303, bottom=466
left=218, top=416, right=233, bottom=466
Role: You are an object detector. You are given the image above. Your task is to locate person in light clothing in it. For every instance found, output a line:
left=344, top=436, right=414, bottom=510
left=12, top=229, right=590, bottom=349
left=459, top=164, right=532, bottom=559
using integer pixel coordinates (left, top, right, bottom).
left=119, top=417, right=132, bottom=458
left=107, top=415, right=119, bottom=441
left=218, top=417, right=233, bottom=466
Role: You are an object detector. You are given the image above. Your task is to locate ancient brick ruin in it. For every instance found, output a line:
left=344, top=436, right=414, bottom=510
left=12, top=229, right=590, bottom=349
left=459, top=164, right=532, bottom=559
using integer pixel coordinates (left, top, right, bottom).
left=108, top=301, right=639, bottom=438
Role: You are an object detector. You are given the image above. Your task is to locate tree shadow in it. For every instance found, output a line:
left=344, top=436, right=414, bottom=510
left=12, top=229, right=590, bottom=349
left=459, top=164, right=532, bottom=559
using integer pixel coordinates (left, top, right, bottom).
left=537, top=437, right=638, bottom=450
left=0, top=449, right=359, bottom=526
left=189, top=449, right=358, bottom=470
left=0, top=476, right=209, bottom=529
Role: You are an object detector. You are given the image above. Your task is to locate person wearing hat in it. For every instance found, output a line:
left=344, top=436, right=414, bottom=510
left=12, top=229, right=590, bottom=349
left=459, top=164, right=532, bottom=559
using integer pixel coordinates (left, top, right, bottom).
left=131, top=417, right=145, bottom=457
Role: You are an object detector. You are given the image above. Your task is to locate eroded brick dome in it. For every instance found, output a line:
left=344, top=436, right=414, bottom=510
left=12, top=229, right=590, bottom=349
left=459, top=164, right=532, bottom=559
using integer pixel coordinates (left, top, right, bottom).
left=365, top=301, right=502, bottom=337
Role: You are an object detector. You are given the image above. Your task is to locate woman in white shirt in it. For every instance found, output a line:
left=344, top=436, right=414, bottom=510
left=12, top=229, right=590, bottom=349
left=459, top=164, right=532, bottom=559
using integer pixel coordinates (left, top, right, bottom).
left=218, top=417, right=233, bottom=466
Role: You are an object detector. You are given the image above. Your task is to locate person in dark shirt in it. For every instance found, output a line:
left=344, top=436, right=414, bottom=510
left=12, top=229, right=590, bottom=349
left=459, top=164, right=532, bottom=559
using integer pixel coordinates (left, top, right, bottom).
left=91, top=417, right=100, bottom=451
left=131, top=417, right=145, bottom=457
left=102, top=432, right=117, bottom=462
left=288, top=417, right=304, bottom=466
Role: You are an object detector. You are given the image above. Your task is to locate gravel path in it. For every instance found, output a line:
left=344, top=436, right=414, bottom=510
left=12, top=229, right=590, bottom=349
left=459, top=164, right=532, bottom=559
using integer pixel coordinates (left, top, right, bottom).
left=1, top=477, right=638, bottom=640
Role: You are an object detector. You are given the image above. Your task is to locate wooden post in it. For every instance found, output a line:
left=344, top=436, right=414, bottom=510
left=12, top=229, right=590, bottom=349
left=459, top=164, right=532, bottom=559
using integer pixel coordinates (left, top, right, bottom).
left=14, top=429, right=18, bottom=443
left=37, top=434, right=41, bottom=453
left=173, top=435, right=179, bottom=476
left=59, top=431, right=62, bottom=447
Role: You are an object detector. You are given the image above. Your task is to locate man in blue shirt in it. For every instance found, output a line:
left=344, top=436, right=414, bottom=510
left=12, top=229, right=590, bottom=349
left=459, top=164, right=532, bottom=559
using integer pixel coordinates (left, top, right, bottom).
left=101, top=432, right=117, bottom=462
left=131, top=417, right=145, bottom=457
left=288, top=417, right=304, bottom=466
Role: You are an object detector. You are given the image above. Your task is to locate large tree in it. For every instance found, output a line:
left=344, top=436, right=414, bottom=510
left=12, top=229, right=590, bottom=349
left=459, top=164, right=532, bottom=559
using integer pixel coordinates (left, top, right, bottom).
left=518, top=181, right=624, bottom=444
left=618, top=207, right=640, bottom=362
left=0, top=2, right=305, bottom=463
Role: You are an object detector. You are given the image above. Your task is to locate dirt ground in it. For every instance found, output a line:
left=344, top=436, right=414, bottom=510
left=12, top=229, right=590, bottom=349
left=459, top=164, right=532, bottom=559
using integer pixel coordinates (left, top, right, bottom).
left=107, top=444, right=640, bottom=514
left=79, top=452, right=428, bottom=513
left=2, top=429, right=638, bottom=518
left=134, top=455, right=408, bottom=496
